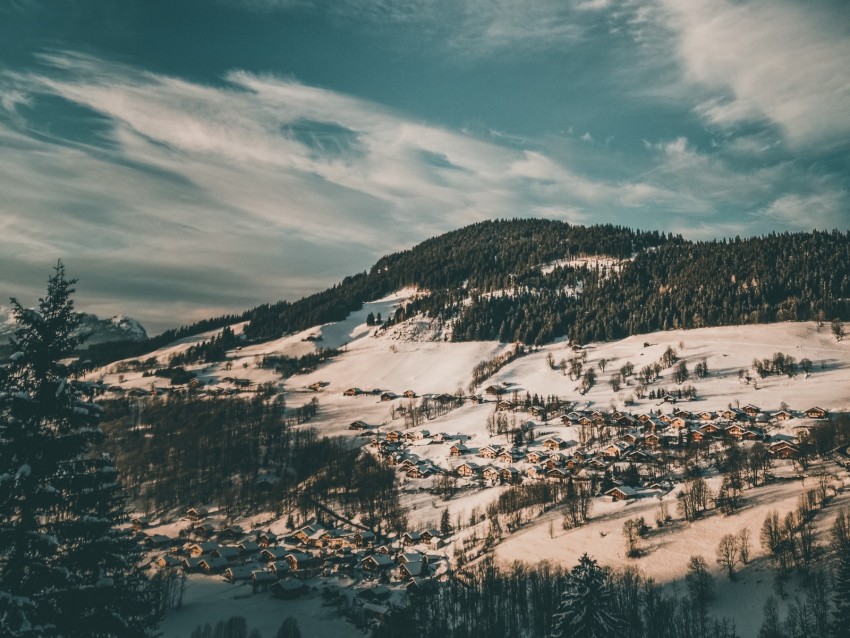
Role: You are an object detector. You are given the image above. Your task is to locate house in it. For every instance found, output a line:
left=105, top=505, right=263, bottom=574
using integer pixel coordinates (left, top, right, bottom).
left=349, top=420, right=372, bottom=431
left=689, top=429, right=705, bottom=443
left=498, top=449, right=522, bottom=464
left=257, top=531, right=277, bottom=547
left=698, top=411, right=715, bottom=421
left=455, top=462, right=481, bottom=478
left=343, top=388, right=363, bottom=397
left=546, top=467, right=570, bottom=482
left=188, top=542, right=218, bottom=557
left=380, top=392, right=399, bottom=402
left=482, top=466, right=500, bottom=482
left=670, top=417, right=689, bottom=429
left=156, top=555, right=183, bottom=569
left=742, top=404, right=761, bottom=417
left=724, top=424, right=745, bottom=439
left=525, top=464, right=545, bottom=480
left=261, top=547, right=289, bottom=562
left=386, top=431, right=403, bottom=443
left=401, top=531, right=422, bottom=546
left=224, top=566, right=255, bottom=583
left=478, top=446, right=499, bottom=459
left=805, top=407, right=828, bottom=419
left=181, top=557, right=204, bottom=572
left=769, top=440, right=798, bottom=459
left=405, top=464, right=432, bottom=479
left=211, top=546, right=239, bottom=562
left=186, top=507, right=209, bottom=521
left=198, top=556, right=229, bottom=574
left=525, top=450, right=545, bottom=464
left=603, top=442, right=631, bottom=459
left=642, top=433, right=661, bottom=448
left=450, top=443, right=470, bottom=457
left=403, top=390, right=417, bottom=398
left=699, top=422, right=720, bottom=434
left=361, top=554, right=395, bottom=572
left=419, top=529, right=441, bottom=545
left=131, top=516, right=150, bottom=531
left=251, top=570, right=277, bottom=592
left=500, top=467, right=521, bottom=484
left=773, top=409, right=794, bottom=421
left=285, top=552, right=320, bottom=576
left=542, top=437, right=567, bottom=451
left=605, top=486, right=638, bottom=501
left=484, top=385, right=503, bottom=396
left=399, top=561, right=426, bottom=579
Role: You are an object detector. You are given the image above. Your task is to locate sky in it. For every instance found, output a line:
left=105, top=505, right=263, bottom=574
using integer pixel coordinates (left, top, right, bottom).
left=1, top=0, right=849, bottom=333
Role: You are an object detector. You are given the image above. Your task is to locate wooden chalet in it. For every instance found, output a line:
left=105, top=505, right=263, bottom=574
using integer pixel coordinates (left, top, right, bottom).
left=805, top=406, right=828, bottom=419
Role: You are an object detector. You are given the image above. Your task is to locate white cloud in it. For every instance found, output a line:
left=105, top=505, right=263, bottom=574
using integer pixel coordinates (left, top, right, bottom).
left=657, top=0, right=850, bottom=147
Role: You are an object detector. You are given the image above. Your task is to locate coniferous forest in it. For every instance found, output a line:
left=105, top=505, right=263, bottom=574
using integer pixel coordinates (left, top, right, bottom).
left=72, top=221, right=850, bottom=367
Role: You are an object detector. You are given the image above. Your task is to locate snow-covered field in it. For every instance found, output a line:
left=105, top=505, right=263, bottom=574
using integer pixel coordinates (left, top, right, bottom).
left=89, top=298, right=850, bottom=634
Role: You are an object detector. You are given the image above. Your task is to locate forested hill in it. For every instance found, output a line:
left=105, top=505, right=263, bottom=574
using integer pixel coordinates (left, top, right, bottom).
left=241, top=220, right=669, bottom=341
left=80, top=220, right=850, bottom=364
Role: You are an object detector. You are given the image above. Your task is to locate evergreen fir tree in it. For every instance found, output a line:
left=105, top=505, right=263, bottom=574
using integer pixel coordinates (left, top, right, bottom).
left=0, top=262, right=160, bottom=637
left=550, top=553, right=624, bottom=638
left=833, top=550, right=850, bottom=638
left=276, top=616, right=302, bottom=638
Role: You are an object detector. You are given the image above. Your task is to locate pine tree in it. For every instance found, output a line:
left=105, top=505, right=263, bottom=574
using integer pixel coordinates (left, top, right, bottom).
left=0, top=262, right=160, bottom=637
left=276, top=616, right=302, bottom=638
left=833, top=550, right=850, bottom=638
left=550, top=554, right=623, bottom=638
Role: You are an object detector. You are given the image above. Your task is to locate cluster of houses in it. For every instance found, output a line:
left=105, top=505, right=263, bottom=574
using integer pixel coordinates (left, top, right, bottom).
left=73, top=376, right=262, bottom=399
left=362, top=402, right=829, bottom=497
left=140, top=508, right=448, bottom=600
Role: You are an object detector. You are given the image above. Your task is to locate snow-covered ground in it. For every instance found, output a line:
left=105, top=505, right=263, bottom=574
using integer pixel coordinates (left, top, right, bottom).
left=161, top=575, right=360, bottom=638
left=90, top=298, right=850, bottom=633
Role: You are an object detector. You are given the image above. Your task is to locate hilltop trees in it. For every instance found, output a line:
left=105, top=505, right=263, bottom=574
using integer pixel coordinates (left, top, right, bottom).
left=550, top=554, right=623, bottom=638
left=0, top=263, right=160, bottom=637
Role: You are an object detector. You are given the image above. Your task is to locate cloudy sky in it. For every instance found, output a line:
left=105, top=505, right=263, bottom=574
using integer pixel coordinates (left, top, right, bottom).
left=1, top=0, right=849, bottom=333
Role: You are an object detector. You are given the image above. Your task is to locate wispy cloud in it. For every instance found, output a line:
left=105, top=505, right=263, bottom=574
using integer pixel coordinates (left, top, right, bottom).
left=1, top=49, right=846, bottom=330
left=656, top=0, right=850, bottom=148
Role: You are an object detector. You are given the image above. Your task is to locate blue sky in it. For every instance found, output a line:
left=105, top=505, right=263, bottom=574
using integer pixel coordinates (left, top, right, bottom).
left=1, top=0, right=849, bottom=332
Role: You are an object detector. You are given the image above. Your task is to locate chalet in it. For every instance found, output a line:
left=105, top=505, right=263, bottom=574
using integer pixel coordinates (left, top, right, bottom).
left=497, top=401, right=514, bottom=412
left=405, top=464, right=432, bottom=479
left=699, top=423, right=720, bottom=435
left=621, top=431, right=642, bottom=445
left=529, top=406, right=546, bottom=418
left=211, top=546, right=239, bottom=562
left=542, top=437, right=567, bottom=451
left=642, top=432, right=661, bottom=448
left=386, top=431, right=404, bottom=443
left=456, top=461, right=481, bottom=478
left=670, top=417, right=688, bottom=429
left=525, top=464, right=545, bottom=480
left=498, top=449, right=521, bottom=464
left=224, top=566, right=255, bottom=583
left=603, top=442, right=631, bottom=459
left=188, top=542, right=218, bottom=557
left=484, top=385, right=504, bottom=396
left=142, top=534, right=172, bottom=549
left=343, top=388, right=363, bottom=397
left=420, top=530, right=441, bottom=545
left=742, top=429, right=761, bottom=441
left=688, top=429, right=705, bottom=443
left=362, top=554, right=395, bottom=572
left=380, top=392, right=399, bottom=401
left=638, top=413, right=653, bottom=423
left=399, top=532, right=420, bottom=547
left=742, top=404, right=761, bottom=417
left=285, top=551, right=320, bottom=575
left=218, top=525, right=244, bottom=540
left=156, top=555, right=183, bottom=569
left=269, top=560, right=291, bottom=576
left=258, top=530, right=277, bottom=547
left=237, top=541, right=260, bottom=556
left=198, top=556, right=229, bottom=574
left=186, top=507, right=209, bottom=521
left=500, top=467, right=521, bottom=484
left=546, top=467, right=570, bottom=482
left=805, top=407, right=828, bottom=419
left=478, top=446, right=499, bottom=459
left=482, top=466, right=500, bottom=482
left=449, top=443, right=470, bottom=457
left=349, top=420, right=372, bottom=431
left=769, top=440, right=798, bottom=459
left=525, top=450, right=545, bottom=464
left=724, top=424, right=745, bottom=439
left=773, top=409, right=794, bottom=421
left=251, top=570, right=278, bottom=592
left=698, top=411, right=714, bottom=421
left=181, top=557, right=203, bottom=572
left=399, top=561, right=426, bottom=579
left=605, top=485, right=638, bottom=501
left=261, top=547, right=290, bottom=562
left=131, top=516, right=149, bottom=531
left=403, top=390, right=417, bottom=398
